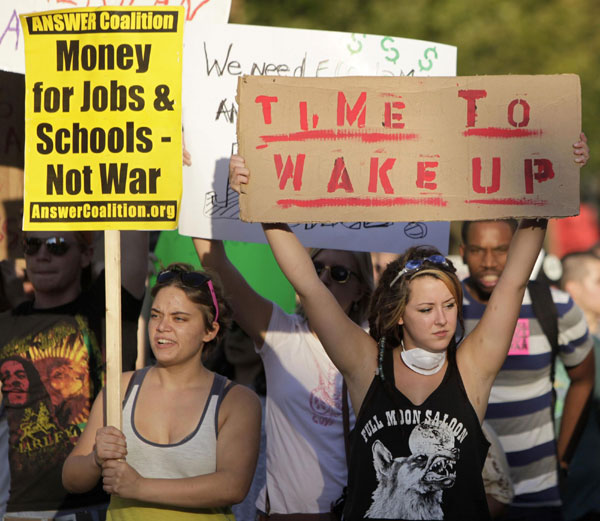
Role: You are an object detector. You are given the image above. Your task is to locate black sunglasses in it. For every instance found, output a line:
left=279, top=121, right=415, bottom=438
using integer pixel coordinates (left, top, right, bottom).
left=23, top=236, right=73, bottom=256
left=156, top=269, right=219, bottom=322
left=313, top=261, right=357, bottom=284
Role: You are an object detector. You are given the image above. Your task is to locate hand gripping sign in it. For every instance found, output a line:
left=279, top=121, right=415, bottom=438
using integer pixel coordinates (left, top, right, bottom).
left=237, top=74, right=581, bottom=223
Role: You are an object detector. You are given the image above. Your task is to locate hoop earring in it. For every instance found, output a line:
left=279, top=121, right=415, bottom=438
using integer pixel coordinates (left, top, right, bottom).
left=377, top=336, right=386, bottom=381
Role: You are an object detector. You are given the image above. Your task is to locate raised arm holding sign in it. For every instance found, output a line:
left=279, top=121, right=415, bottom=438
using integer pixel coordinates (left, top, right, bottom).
left=230, top=152, right=561, bottom=520
left=230, top=72, right=585, bottom=517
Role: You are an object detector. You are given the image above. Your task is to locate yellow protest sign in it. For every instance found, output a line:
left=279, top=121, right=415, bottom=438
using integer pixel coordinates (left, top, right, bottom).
left=21, top=7, right=183, bottom=231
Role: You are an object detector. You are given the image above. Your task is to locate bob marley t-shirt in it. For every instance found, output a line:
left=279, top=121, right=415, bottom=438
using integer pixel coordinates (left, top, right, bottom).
left=0, top=272, right=142, bottom=512
left=343, top=348, right=490, bottom=521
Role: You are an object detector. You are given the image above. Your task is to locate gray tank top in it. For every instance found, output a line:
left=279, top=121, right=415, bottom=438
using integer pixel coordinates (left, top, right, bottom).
left=121, top=367, right=233, bottom=479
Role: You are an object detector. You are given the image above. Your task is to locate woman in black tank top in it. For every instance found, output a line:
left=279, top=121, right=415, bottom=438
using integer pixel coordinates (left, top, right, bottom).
left=230, top=155, right=549, bottom=520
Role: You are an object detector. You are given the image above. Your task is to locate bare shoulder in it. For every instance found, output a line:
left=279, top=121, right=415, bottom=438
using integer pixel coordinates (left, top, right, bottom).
left=218, top=383, right=261, bottom=424
left=223, top=383, right=261, bottom=412
left=118, top=370, right=137, bottom=400
left=121, top=370, right=136, bottom=385
left=216, top=383, right=262, bottom=440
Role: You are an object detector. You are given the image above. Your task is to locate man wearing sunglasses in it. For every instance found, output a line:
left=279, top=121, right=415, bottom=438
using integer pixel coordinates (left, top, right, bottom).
left=0, top=230, right=148, bottom=521
left=460, top=219, right=594, bottom=521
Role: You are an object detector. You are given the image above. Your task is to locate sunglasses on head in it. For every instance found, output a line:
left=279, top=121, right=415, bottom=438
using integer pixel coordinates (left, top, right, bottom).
left=313, top=261, right=357, bottom=284
left=389, top=254, right=450, bottom=287
left=23, top=236, right=73, bottom=257
left=156, top=269, right=219, bottom=323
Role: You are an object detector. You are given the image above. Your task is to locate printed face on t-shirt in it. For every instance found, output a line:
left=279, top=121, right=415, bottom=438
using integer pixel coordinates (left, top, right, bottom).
left=0, top=359, right=30, bottom=406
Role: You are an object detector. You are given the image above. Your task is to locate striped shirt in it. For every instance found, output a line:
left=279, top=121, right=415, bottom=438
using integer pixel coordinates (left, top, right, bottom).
left=461, top=280, right=593, bottom=508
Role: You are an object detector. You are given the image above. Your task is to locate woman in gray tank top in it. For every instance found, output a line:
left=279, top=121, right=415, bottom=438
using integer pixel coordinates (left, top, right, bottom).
left=62, top=263, right=262, bottom=521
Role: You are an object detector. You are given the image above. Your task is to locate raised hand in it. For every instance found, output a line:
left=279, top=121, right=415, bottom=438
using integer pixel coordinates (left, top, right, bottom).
left=229, top=154, right=250, bottom=194
left=573, top=132, right=589, bottom=166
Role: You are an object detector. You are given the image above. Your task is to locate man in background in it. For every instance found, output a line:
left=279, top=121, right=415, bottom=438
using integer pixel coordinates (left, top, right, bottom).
left=0, top=230, right=147, bottom=520
left=562, top=252, right=600, bottom=337
left=460, top=219, right=594, bottom=521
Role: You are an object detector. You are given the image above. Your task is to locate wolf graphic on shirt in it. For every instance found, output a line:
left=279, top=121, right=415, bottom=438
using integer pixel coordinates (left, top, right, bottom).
left=365, top=422, right=459, bottom=520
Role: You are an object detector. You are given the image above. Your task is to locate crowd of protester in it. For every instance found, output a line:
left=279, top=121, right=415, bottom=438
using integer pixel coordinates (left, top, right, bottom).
left=0, top=136, right=598, bottom=521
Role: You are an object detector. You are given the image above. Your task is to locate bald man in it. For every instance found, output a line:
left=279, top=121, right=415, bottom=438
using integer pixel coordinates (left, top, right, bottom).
left=561, top=252, right=600, bottom=336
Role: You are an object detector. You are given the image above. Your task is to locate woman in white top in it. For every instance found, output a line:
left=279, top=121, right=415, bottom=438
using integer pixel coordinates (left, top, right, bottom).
left=193, top=238, right=374, bottom=517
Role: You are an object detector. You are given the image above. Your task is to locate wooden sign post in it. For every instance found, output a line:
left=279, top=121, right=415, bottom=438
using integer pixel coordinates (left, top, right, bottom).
left=104, top=230, right=122, bottom=428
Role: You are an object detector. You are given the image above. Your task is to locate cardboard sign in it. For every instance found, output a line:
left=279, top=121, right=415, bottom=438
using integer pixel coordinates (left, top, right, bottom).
left=179, top=23, right=456, bottom=253
left=21, top=6, right=184, bottom=231
left=237, top=75, right=581, bottom=223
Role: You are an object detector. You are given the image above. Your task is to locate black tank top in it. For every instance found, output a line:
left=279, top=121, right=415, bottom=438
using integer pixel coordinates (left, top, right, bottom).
left=342, top=347, right=490, bottom=520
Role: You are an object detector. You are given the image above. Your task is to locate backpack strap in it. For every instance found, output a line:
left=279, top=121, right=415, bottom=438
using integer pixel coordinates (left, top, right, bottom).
left=527, top=279, right=559, bottom=384
left=527, top=280, right=591, bottom=468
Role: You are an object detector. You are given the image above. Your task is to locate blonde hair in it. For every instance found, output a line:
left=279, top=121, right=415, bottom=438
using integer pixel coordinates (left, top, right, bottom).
left=369, top=246, right=463, bottom=349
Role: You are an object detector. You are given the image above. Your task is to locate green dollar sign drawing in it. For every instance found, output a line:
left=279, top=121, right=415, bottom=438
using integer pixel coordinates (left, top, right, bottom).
left=347, top=33, right=366, bottom=55
left=380, top=37, right=400, bottom=65
left=418, top=46, right=438, bottom=72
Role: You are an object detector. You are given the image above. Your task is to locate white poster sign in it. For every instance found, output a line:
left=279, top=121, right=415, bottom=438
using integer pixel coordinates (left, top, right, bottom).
left=180, top=24, right=456, bottom=253
left=0, top=0, right=231, bottom=75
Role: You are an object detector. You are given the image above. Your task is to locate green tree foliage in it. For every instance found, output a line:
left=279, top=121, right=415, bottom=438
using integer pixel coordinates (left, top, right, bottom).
left=232, top=0, right=600, bottom=195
